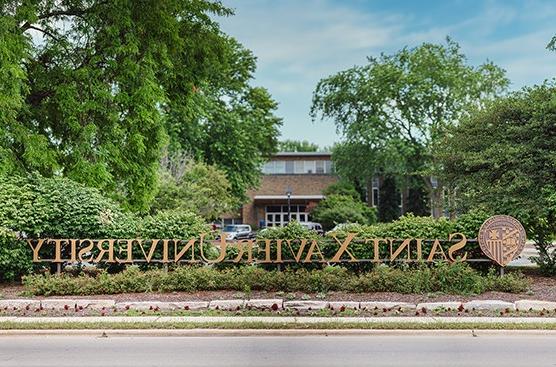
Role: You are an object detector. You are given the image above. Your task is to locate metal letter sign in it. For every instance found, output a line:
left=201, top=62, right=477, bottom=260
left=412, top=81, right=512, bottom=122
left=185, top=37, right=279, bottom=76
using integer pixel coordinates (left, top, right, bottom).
left=26, top=215, right=528, bottom=266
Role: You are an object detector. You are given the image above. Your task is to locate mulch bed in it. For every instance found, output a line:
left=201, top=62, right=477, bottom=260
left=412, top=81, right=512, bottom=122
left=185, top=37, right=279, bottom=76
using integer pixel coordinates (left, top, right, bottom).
left=2, top=274, right=556, bottom=302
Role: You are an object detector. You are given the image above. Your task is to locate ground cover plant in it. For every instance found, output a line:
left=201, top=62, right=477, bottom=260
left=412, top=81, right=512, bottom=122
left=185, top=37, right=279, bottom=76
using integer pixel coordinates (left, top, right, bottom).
left=22, top=263, right=529, bottom=297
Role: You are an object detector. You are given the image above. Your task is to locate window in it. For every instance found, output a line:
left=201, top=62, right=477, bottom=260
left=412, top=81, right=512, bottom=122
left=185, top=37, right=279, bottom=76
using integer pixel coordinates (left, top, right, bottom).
left=274, top=161, right=286, bottom=174
left=372, top=176, right=380, bottom=207
left=304, top=161, right=316, bottom=174
left=294, top=161, right=304, bottom=174
left=263, top=159, right=334, bottom=175
left=265, top=205, right=310, bottom=227
left=285, top=161, right=294, bottom=174
left=325, top=160, right=332, bottom=174
left=316, top=160, right=324, bottom=174
left=262, top=161, right=274, bottom=174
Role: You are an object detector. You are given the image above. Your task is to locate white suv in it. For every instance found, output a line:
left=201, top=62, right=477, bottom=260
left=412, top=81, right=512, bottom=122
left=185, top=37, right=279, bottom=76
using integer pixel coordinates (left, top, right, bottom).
left=301, top=222, right=324, bottom=236
left=222, top=224, right=255, bottom=240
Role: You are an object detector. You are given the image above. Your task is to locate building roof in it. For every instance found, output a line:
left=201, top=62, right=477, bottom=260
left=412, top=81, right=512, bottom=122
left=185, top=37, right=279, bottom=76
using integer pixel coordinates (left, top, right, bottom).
left=274, top=151, right=332, bottom=157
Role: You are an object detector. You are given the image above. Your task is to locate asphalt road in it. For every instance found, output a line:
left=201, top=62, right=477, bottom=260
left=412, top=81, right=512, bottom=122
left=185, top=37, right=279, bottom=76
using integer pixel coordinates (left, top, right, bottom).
left=1, top=333, right=556, bottom=367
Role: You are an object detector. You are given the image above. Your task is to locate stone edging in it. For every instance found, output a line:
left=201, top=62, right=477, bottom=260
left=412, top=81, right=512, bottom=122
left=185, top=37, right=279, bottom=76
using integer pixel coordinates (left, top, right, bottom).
left=1, top=299, right=556, bottom=313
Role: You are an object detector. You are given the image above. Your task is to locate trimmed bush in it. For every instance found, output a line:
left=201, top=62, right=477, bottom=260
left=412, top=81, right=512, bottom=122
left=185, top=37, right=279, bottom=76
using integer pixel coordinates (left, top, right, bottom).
left=22, top=262, right=529, bottom=296
left=257, top=220, right=319, bottom=240
left=326, top=212, right=491, bottom=262
left=0, top=227, right=33, bottom=282
left=0, top=174, right=212, bottom=274
left=312, top=194, right=377, bottom=230
left=0, top=174, right=125, bottom=238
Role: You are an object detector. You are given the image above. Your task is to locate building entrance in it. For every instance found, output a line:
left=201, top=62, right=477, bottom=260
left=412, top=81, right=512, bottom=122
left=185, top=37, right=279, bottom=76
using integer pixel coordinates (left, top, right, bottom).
left=265, top=205, right=309, bottom=227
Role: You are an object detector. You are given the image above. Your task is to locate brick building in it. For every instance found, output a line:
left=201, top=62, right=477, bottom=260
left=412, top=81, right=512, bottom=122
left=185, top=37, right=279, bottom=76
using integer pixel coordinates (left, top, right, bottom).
left=239, top=152, right=338, bottom=228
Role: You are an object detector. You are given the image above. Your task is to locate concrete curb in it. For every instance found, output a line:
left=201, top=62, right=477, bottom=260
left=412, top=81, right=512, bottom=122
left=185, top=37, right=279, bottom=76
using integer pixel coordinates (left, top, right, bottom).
left=3, top=329, right=556, bottom=337
left=2, top=299, right=556, bottom=313
left=1, top=316, right=556, bottom=325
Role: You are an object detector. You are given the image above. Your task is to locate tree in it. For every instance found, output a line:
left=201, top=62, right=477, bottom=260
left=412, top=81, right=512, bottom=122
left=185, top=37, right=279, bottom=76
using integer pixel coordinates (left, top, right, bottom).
left=440, top=83, right=556, bottom=274
left=322, top=180, right=361, bottom=200
left=548, top=35, right=556, bottom=50
left=311, top=38, right=508, bottom=217
left=168, top=84, right=281, bottom=202
left=278, top=139, right=320, bottom=152
left=377, top=175, right=400, bottom=222
left=0, top=0, right=281, bottom=210
left=152, top=153, right=238, bottom=220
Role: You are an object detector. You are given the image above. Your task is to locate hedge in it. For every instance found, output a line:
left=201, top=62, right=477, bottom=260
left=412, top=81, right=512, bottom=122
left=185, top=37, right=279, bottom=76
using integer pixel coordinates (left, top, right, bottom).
left=0, top=227, right=33, bottom=282
left=324, top=211, right=491, bottom=262
left=22, top=263, right=529, bottom=296
left=0, top=174, right=210, bottom=279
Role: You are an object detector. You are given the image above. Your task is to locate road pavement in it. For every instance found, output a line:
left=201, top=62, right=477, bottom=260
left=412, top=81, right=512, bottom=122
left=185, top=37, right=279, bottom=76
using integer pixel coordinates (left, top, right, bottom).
left=1, top=333, right=556, bottom=367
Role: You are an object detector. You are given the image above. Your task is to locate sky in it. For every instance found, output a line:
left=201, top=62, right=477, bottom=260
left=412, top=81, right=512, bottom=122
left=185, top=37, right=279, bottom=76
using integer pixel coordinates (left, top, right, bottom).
left=218, top=0, right=556, bottom=147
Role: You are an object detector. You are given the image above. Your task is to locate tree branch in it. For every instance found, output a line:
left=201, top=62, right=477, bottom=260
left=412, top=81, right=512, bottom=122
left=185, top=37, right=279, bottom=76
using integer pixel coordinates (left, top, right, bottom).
left=20, top=24, right=61, bottom=42
left=37, top=9, right=87, bottom=20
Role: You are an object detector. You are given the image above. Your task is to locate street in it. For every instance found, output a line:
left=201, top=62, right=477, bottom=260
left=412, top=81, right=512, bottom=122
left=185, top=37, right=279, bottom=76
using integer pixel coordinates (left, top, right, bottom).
left=1, top=333, right=556, bottom=367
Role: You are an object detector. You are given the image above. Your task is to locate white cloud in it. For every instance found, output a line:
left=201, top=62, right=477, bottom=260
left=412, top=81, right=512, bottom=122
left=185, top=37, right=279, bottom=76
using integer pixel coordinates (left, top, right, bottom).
left=220, top=0, right=405, bottom=146
left=219, top=0, right=556, bottom=146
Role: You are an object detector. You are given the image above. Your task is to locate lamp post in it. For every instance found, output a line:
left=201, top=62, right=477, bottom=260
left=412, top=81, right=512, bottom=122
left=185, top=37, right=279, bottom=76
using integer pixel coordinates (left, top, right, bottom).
left=286, top=186, right=292, bottom=224
left=430, top=176, right=438, bottom=218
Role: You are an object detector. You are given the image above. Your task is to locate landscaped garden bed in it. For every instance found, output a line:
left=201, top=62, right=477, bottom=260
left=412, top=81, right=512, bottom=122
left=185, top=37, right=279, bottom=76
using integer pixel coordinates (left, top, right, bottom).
left=18, top=263, right=529, bottom=296
left=1, top=264, right=553, bottom=303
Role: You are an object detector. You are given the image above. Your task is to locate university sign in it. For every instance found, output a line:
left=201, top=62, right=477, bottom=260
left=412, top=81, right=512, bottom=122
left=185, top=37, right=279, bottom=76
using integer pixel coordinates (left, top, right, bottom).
left=27, top=215, right=527, bottom=267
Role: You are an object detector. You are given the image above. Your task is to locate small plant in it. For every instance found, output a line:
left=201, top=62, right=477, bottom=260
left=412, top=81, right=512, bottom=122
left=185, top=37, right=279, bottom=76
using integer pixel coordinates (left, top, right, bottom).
left=301, top=294, right=311, bottom=300
left=285, top=293, right=296, bottom=300
left=315, top=292, right=327, bottom=299
left=243, top=285, right=252, bottom=299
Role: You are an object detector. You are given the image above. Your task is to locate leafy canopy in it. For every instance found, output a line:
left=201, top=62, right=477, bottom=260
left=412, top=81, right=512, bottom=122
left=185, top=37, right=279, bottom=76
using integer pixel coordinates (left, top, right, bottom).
left=0, top=0, right=281, bottom=210
left=311, top=38, right=509, bottom=209
left=440, top=83, right=556, bottom=273
left=312, top=194, right=377, bottom=231
left=152, top=154, right=238, bottom=220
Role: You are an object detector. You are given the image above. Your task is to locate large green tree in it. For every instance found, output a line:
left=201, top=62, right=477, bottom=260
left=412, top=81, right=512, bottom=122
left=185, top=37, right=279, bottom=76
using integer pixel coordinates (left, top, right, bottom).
left=0, top=0, right=280, bottom=210
left=152, top=153, right=238, bottom=220
left=311, top=38, right=508, bottom=217
left=440, top=83, right=556, bottom=274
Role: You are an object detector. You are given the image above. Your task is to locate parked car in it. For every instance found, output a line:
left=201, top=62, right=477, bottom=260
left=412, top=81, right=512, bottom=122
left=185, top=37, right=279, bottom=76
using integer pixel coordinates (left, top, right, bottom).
left=301, top=222, right=324, bottom=236
left=221, top=224, right=255, bottom=240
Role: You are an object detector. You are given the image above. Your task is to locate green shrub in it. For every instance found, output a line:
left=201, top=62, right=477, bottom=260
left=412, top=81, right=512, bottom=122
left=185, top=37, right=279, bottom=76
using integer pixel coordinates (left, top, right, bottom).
left=484, top=268, right=529, bottom=293
left=326, top=213, right=487, bottom=262
left=0, top=174, right=125, bottom=238
left=431, top=261, right=486, bottom=294
left=0, top=174, right=212, bottom=273
left=139, top=210, right=211, bottom=239
left=312, top=194, right=377, bottom=230
left=152, top=160, right=238, bottom=220
left=257, top=220, right=319, bottom=241
left=22, top=262, right=529, bottom=296
left=453, top=210, right=492, bottom=239
left=0, top=227, right=33, bottom=282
